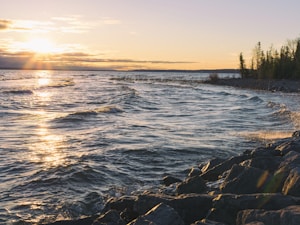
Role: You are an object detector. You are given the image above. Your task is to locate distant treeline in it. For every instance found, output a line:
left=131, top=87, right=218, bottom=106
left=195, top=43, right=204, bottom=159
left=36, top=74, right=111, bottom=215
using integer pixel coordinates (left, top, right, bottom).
left=239, top=38, right=300, bottom=79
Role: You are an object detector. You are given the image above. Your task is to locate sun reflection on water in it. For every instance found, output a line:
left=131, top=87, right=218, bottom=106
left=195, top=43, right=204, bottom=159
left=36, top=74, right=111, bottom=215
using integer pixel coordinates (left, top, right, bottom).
left=28, top=116, right=67, bottom=168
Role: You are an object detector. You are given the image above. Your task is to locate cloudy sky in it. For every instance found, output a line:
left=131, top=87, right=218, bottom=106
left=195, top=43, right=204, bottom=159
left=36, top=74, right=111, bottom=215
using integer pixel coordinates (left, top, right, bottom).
left=1, top=0, right=300, bottom=70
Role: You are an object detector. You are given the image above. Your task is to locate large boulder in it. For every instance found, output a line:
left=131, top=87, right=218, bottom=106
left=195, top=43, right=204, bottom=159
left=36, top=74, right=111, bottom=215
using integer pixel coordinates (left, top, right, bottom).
left=92, top=210, right=125, bottom=225
left=279, top=151, right=300, bottom=171
left=133, top=193, right=213, bottom=225
left=275, top=137, right=300, bottom=155
left=201, top=155, right=251, bottom=181
left=237, top=205, right=300, bottom=225
left=200, top=158, right=225, bottom=174
left=220, top=165, right=273, bottom=194
left=191, top=219, right=227, bottom=225
left=128, top=203, right=184, bottom=225
left=207, top=193, right=298, bottom=225
left=176, top=175, right=207, bottom=194
left=282, top=167, right=300, bottom=196
left=240, top=157, right=282, bottom=172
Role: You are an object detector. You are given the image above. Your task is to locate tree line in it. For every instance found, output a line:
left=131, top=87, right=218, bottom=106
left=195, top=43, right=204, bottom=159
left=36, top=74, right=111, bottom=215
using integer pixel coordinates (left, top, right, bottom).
left=239, top=38, right=300, bottom=79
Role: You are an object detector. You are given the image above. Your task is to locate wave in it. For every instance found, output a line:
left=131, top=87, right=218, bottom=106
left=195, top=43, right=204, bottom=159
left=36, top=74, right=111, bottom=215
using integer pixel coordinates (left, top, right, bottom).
left=2, top=89, right=34, bottom=95
left=238, top=130, right=293, bottom=141
left=267, top=101, right=300, bottom=129
left=248, top=96, right=263, bottom=102
left=54, top=106, right=123, bottom=123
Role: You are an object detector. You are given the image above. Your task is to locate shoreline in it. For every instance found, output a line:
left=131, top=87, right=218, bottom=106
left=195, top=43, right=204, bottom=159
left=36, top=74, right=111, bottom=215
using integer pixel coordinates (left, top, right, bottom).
left=203, top=78, right=300, bottom=93
left=47, top=131, right=300, bottom=225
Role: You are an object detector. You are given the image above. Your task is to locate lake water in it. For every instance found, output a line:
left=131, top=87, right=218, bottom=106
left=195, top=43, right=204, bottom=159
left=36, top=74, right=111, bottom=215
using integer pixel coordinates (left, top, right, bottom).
left=0, top=70, right=299, bottom=224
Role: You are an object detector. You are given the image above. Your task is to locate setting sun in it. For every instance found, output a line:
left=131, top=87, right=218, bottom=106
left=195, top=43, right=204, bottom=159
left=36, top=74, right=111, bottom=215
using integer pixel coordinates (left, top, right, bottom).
left=21, top=38, right=59, bottom=54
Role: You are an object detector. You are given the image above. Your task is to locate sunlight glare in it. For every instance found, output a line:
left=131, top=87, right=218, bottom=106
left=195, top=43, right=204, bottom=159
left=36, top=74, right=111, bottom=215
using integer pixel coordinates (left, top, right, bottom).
left=21, top=38, right=60, bottom=54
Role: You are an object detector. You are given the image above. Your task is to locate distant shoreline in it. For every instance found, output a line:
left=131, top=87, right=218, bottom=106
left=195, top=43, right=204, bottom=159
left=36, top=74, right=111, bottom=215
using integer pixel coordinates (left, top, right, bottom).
left=0, top=67, right=238, bottom=73
left=204, top=78, right=300, bottom=93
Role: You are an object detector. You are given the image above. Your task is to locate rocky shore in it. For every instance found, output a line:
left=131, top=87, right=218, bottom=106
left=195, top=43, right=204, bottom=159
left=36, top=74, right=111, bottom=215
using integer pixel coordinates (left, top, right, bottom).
left=46, top=131, right=300, bottom=225
left=203, top=78, right=300, bottom=93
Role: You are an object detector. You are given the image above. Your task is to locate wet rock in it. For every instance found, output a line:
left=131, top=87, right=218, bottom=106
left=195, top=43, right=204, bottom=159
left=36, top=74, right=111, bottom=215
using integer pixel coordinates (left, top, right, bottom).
left=275, top=137, right=300, bottom=155
left=92, top=210, right=125, bottom=225
left=201, top=155, right=251, bottom=181
left=128, top=203, right=184, bottom=225
left=250, top=147, right=281, bottom=157
left=237, top=205, right=300, bottom=225
left=200, top=158, right=225, bottom=174
left=191, top=219, right=227, bottom=225
left=188, top=167, right=202, bottom=177
left=220, top=165, right=273, bottom=194
left=279, top=151, right=300, bottom=171
left=176, top=175, right=207, bottom=194
left=102, top=196, right=138, bottom=223
left=282, top=167, right=300, bottom=196
left=240, top=157, right=281, bottom=172
left=162, top=175, right=182, bottom=186
left=46, top=216, right=98, bottom=225
left=133, top=193, right=213, bottom=224
left=292, top=130, right=300, bottom=137
left=207, top=193, right=297, bottom=225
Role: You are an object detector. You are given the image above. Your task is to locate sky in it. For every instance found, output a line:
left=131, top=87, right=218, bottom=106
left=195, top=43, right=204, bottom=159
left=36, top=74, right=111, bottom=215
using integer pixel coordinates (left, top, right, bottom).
left=0, top=0, right=300, bottom=70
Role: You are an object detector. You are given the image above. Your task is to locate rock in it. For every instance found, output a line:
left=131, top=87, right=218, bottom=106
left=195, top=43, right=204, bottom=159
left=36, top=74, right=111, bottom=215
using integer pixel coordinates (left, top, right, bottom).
left=201, top=155, right=251, bottom=181
left=46, top=216, right=97, bottom=225
left=244, top=222, right=265, bottom=225
left=279, top=151, right=300, bottom=171
left=237, top=205, right=300, bottom=225
left=275, top=137, right=300, bottom=155
left=191, top=219, right=227, bottom=224
left=128, top=203, right=184, bottom=225
left=188, top=167, right=202, bottom=177
left=207, top=193, right=297, bottom=225
left=200, top=158, right=225, bottom=174
left=102, top=196, right=138, bottom=223
left=220, top=165, right=273, bottom=194
left=240, top=157, right=281, bottom=172
left=292, top=131, right=300, bottom=137
left=92, top=210, right=125, bottom=225
left=162, top=176, right=182, bottom=186
left=282, top=167, right=300, bottom=196
left=133, top=193, right=213, bottom=225
left=176, top=175, right=207, bottom=194
left=250, top=147, right=281, bottom=158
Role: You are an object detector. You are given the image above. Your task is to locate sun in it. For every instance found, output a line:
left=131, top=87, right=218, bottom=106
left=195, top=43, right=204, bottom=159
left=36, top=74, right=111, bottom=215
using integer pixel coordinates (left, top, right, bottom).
left=21, top=38, right=59, bottom=54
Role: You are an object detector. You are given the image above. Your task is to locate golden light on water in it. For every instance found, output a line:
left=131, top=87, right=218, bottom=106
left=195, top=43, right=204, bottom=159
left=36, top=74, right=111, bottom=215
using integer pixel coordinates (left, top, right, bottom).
left=28, top=114, right=67, bottom=168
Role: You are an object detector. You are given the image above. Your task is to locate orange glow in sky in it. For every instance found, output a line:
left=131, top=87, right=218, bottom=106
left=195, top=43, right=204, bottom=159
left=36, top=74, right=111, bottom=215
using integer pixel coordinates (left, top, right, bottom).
left=0, top=0, right=300, bottom=70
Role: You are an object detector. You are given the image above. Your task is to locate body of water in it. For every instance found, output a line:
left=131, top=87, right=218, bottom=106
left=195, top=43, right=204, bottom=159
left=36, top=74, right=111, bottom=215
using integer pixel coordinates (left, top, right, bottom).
left=0, top=70, right=299, bottom=224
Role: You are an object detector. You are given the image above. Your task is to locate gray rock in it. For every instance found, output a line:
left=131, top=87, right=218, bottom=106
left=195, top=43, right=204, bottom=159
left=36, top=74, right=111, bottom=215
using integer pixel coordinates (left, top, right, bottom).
left=240, top=157, right=281, bottom=172
left=176, top=175, right=207, bottom=194
left=275, top=137, right=300, bottom=155
left=162, top=176, right=182, bottom=186
left=92, top=210, right=125, bottom=225
left=237, top=205, right=300, bottom=225
left=201, top=155, right=251, bottom=181
left=191, top=219, right=227, bottom=225
left=282, top=167, right=300, bottom=196
left=207, top=193, right=297, bottom=225
left=200, top=158, right=225, bottom=174
left=220, top=165, right=272, bottom=194
left=189, top=167, right=202, bottom=177
left=128, top=203, right=184, bottom=225
left=292, top=131, right=300, bottom=137
left=279, top=151, right=300, bottom=171
left=250, top=147, right=281, bottom=157
left=133, top=193, right=213, bottom=225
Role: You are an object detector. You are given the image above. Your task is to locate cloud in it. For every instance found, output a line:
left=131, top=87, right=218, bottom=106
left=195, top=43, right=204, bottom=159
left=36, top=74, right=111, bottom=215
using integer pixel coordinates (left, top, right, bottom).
left=102, top=17, right=121, bottom=25
left=0, top=19, right=12, bottom=30
left=0, top=46, right=194, bottom=70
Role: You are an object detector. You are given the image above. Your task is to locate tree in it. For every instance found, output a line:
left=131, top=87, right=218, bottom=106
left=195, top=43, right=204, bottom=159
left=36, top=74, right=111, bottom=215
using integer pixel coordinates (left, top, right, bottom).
left=239, top=53, right=248, bottom=78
